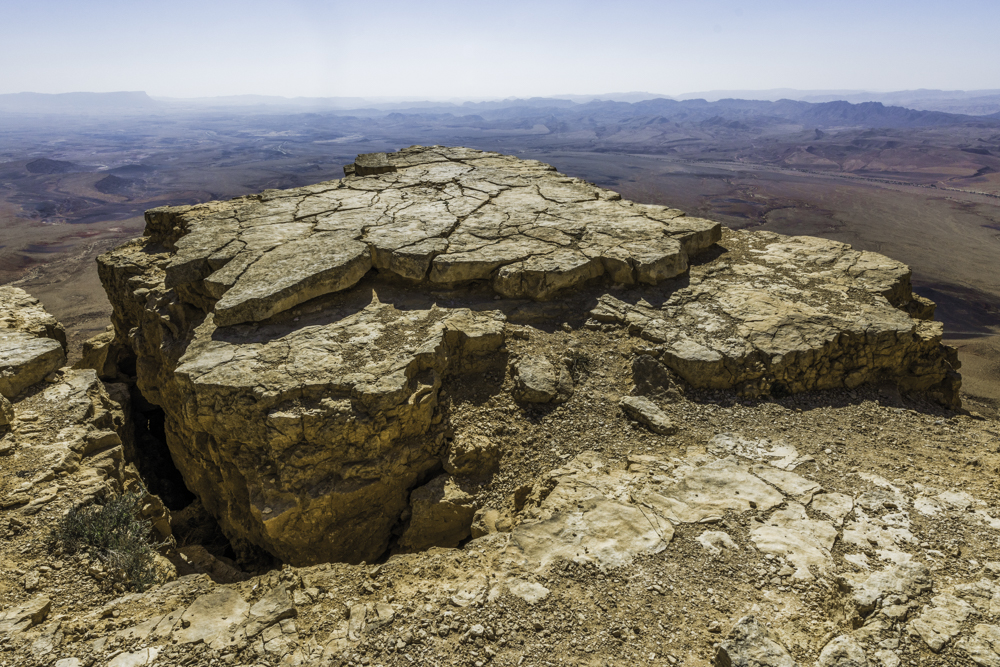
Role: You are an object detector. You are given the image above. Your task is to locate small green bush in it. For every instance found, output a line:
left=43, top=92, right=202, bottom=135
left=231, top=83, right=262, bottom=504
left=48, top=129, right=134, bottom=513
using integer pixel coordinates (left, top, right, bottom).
left=50, top=490, right=161, bottom=592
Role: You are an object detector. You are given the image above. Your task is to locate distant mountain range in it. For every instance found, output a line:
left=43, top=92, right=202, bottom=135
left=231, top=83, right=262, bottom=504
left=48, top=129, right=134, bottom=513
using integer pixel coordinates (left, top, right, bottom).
left=2, top=89, right=999, bottom=127
left=673, top=88, right=1000, bottom=116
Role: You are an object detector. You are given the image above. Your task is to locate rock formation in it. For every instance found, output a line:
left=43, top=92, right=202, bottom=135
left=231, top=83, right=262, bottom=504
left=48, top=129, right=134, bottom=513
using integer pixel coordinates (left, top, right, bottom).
left=0, top=287, right=67, bottom=401
left=95, top=146, right=962, bottom=569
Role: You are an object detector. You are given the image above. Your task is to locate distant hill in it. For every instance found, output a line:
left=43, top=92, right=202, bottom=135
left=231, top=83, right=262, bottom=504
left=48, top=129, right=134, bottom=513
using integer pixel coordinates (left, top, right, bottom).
left=2, top=90, right=998, bottom=127
left=0, top=91, right=161, bottom=114
left=398, top=97, right=993, bottom=130
left=25, top=158, right=79, bottom=174
left=675, top=88, right=1000, bottom=116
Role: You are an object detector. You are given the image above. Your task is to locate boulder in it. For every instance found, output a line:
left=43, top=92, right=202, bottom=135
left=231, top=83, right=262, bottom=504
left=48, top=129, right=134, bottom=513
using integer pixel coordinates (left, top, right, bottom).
left=73, top=326, right=121, bottom=380
left=513, top=354, right=573, bottom=403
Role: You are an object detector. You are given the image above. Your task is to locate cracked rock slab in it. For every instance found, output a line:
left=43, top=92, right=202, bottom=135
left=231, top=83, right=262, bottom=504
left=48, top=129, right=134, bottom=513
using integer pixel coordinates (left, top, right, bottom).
left=145, top=145, right=720, bottom=326
left=909, top=594, right=977, bottom=652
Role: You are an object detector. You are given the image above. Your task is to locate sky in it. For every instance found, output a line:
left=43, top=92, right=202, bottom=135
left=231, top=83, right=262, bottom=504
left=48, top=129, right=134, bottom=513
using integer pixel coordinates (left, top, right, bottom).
left=2, top=0, right=999, bottom=99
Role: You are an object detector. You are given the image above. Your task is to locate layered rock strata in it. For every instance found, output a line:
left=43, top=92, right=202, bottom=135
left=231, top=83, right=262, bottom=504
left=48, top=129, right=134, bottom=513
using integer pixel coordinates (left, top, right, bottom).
left=97, top=146, right=960, bottom=567
left=590, top=232, right=961, bottom=406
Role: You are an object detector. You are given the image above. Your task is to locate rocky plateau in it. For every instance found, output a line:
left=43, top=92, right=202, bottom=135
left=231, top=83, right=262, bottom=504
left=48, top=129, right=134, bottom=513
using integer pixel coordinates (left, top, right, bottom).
left=1, top=146, right=998, bottom=667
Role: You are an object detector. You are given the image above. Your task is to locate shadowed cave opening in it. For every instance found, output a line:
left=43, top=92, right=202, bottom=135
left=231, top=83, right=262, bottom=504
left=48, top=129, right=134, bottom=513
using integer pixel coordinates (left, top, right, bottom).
left=125, top=384, right=242, bottom=566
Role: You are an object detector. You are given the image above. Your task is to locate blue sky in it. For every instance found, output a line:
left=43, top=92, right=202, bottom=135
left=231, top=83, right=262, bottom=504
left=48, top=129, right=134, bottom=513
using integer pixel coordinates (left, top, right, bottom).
left=2, top=0, right=998, bottom=98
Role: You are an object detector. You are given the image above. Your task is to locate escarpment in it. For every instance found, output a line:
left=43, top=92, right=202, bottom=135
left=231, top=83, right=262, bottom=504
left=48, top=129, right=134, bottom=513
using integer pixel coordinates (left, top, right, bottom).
left=95, top=146, right=961, bottom=567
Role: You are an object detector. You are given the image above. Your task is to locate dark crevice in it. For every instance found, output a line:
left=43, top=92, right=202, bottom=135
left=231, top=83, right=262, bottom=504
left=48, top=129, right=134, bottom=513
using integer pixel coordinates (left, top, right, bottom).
left=128, top=387, right=194, bottom=511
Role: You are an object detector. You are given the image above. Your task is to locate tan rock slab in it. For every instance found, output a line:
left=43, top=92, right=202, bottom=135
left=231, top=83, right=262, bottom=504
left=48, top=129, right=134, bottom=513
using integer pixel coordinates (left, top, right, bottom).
left=173, top=588, right=250, bottom=646
left=909, top=594, right=977, bottom=652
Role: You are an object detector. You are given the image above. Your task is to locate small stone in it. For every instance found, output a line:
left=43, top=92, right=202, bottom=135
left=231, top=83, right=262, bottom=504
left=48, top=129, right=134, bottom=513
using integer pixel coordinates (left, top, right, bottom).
left=23, top=571, right=40, bottom=591
left=620, top=396, right=677, bottom=435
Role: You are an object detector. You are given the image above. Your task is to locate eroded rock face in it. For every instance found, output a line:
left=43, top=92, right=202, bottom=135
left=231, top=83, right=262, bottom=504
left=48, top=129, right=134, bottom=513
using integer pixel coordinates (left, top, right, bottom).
left=96, top=146, right=960, bottom=567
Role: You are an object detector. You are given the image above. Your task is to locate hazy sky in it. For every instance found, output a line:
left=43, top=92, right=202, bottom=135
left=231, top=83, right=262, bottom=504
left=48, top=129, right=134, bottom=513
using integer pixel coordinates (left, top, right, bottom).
left=2, top=0, right=998, bottom=98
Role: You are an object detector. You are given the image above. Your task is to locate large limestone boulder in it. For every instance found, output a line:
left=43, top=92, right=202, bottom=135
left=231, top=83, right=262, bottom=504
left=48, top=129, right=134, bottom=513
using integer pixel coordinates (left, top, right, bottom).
left=0, top=287, right=67, bottom=399
left=95, top=145, right=960, bottom=568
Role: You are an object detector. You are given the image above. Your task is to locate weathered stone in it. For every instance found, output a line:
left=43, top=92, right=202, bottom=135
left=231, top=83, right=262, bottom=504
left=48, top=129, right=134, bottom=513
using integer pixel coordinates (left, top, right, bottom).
left=620, top=395, right=676, bottom=435
left=245, top=585, right=296, bottom=638
left=107, top=648, right=160, bottom=667
left=174, top=545, right=246, bottom=583
left=909, top=594, right=977, bottom=652
left=0, top=287, right=67, bottom=399
left=353, top=152, right=397, bottom=176
left=0, top=597, right=51, bottom=638
left=872, top=649, right=900, bottom=667
left=698, top=530, right=739, bottom=555
left=73, top=326, right=120, bottom=380
left=0, top=331, right=65, bottom=399
left=513, top=452, right=673, bottom=569
left=139, top=146, right=718, bottom=326
left=847, top=562, right=933, bottom=616
left=810, top=493, right=854, bottom=526
left=818, top=635, right=868, bottom=666
left=513, top=354, right=573, bottom=403
left=750, top=465, right=821, bottom=503
left=956, top=624, right=1000, bottom=667
left=507, top=579, right=550, bottom=605
left=644, top=457, right=784, bottom=524
left=443, top=434, right=500, bottom=478
left=0, top=393, right=13, bottom=426
left=398, top=474, right=479, bottom=551
left=714, top=615, right=798, bottom=667
left=0, top=286, right=66, bottom=347
left=750, top=502, right=837, bottom=580
left=94, top=145, right=959, bottom=571
left=707, top=433, right=802, bottom=470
